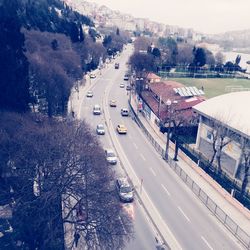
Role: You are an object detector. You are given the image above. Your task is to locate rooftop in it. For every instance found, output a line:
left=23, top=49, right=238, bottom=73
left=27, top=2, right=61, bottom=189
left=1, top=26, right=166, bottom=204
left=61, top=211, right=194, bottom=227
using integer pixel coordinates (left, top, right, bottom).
left=193, top=91, right=250, bottom=138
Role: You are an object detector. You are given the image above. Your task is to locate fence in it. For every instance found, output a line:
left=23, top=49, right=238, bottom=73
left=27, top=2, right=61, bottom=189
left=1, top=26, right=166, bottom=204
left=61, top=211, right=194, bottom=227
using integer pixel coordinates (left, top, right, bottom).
left=129, top=103, right=250, bottom=249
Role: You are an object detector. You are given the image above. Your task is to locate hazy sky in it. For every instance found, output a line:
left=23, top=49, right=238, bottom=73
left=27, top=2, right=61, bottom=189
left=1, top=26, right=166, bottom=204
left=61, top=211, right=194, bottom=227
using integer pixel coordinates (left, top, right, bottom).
left=87, top=0, right=250, bottom=34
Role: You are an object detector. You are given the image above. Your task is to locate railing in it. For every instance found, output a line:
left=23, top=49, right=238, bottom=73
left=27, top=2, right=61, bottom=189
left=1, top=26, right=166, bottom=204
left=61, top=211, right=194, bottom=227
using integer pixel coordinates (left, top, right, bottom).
left=129, top=102, right=250, bottom=249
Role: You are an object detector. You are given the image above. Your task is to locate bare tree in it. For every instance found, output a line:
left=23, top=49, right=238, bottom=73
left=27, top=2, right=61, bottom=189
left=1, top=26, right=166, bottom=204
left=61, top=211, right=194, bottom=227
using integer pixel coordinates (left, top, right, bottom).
left=129, top=52, right=156, bottom=73
left=236, top=138, right=250, bottom=195
left=208, top=120, right=233, bottom=175
left=133, top=36, right=152, bottom=52
left=24, top=29, right=82, bottom=117
left=215, top=51, right=225, bottom=65
left=162, top=105, right=196, bottom=161
left=0, top=112, right=133, bottom=249
left=176, top=44, right=194, bottom=65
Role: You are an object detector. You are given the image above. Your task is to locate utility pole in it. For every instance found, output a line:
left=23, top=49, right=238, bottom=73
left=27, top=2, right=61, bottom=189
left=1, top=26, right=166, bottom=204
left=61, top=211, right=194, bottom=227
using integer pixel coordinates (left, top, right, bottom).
left=164, top=99, right=172, bottom=161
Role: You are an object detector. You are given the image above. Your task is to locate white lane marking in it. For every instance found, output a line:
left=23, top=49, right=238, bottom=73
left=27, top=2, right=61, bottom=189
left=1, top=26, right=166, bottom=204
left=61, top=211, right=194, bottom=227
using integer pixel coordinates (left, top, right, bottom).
left=161, top=184, right=170, bottom=196
left=149, top=167, right=156, bottom=177
left=177, top=206, right=190, bottom=222
left=133, top=142, right=138, bottom=149
left=201, top=236, right=213, bottom=250
left=140, top=153, right=146, bottom=161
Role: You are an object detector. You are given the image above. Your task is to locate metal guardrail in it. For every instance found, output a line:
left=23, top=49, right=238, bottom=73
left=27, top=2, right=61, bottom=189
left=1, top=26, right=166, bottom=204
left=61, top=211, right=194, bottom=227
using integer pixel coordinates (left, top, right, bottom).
left=129, top=102, right=250, bottom=249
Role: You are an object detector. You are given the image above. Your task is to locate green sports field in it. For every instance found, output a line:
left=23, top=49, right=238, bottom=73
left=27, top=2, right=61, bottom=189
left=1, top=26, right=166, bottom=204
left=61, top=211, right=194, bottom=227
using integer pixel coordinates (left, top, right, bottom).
left=170, top=78, right=250, bottom=99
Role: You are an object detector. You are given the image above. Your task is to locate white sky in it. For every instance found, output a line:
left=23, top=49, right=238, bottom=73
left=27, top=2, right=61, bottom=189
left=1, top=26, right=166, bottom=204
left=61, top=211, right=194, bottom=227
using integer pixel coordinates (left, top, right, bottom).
left=87, top=0, right=250, bottom=34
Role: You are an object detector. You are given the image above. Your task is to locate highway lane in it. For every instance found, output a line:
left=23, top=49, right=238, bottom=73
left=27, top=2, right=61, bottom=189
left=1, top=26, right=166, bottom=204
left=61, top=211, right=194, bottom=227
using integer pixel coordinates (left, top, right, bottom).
left=102, top=45, right=243, bottom=249
left=79, top=52, right=159, bottom=250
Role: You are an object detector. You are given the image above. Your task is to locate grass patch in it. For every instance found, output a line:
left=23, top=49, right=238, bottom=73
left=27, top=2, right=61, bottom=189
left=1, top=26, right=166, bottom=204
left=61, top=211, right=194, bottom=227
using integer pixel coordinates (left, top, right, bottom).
left=170, top=78, right=250, bottom=98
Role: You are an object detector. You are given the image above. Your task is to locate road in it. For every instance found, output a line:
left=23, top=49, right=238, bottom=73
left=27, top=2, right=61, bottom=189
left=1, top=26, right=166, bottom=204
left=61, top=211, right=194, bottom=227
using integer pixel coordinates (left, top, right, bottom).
left=79, top=45, right=243, bottom=249
left=80, top=54, right=159, bottom=249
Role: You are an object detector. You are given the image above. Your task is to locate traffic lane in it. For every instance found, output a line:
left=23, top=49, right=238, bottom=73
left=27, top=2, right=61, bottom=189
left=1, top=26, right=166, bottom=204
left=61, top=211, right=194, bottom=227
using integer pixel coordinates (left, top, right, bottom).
left=119, top=132, right=240, bottom=250
left=124, top=200, right=158, bottom=250
left=107, top=95, right=241, bottom=248
left=80, top=76, right=159, bottom=249
left=113, top=134, right=204, bottom=249
left=107, top=81, right=242, bottom=248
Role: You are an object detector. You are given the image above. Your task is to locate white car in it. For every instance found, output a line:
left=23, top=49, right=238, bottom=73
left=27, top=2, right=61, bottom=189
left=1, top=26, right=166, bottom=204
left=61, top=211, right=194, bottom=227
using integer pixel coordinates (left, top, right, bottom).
left=86, top=90, right=93, bottom=97
left=96, top=124, right=105, bottom=135
left=120, top=83, right=125, bottom=88
left=116, top=178, right=134, bottom=202
left=121, top=108, right=129, bottom=116
left=105, top=149, right=117, bottom=165
left=90, top=73, right=96, bottom=79
left=93, top=104, right=101, bottom=115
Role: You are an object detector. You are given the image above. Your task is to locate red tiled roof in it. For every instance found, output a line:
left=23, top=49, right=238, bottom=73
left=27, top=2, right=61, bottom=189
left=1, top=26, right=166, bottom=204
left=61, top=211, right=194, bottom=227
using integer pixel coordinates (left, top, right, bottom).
left=146, top=72, right=161, bottom=80
left=141, top=80, right=205, bottom=122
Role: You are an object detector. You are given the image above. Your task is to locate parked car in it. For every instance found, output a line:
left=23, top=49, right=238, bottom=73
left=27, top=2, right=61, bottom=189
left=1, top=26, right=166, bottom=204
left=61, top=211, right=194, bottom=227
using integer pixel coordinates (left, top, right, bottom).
left=126, top=85, right=131, bottom=91
left=90, top=73, right=96, bottom=79
left=116, top=178, right=134, bottom=202
left=86, top=90, right=93, bottom=97
left=115, top=63, right=119, bottom=69
left=120, top=83, right=125, bottom=88
left=121, top=108, right=129, bottom=116
left=93, top=104, right=101, bottom=115
left=109, top=100, right=117, bottom=107
left=117, top=124, right=127, bottom=134
left=96, top=124, right=105, bottom=135
left=105, top=149, right=117, bottom=164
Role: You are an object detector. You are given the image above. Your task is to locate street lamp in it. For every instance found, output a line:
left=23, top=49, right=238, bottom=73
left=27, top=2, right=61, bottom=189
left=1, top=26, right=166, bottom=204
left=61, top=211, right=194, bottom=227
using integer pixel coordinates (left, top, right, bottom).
left=165, top=99, right=172, bottom=161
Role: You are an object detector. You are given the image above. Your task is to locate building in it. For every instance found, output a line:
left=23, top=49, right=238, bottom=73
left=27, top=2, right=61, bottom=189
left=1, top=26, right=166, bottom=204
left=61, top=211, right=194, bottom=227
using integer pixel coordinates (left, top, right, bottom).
left=146, top=73, right=161, bottom=84
left=134, top=74, right=205, bottom=133
left=193, top=91, right=250, bottom=182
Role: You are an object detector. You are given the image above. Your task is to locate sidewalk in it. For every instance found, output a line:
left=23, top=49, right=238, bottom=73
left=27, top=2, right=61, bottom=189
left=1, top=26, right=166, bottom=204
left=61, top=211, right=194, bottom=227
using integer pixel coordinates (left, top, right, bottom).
left=131, top=102, right=250, bottom=247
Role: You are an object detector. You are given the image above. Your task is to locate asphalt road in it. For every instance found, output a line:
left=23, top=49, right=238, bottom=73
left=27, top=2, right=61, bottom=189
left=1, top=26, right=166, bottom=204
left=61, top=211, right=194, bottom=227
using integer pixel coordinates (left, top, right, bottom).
left=80, top=54, right=159, bottom=249
left=79, top=45, right=243, bottom=250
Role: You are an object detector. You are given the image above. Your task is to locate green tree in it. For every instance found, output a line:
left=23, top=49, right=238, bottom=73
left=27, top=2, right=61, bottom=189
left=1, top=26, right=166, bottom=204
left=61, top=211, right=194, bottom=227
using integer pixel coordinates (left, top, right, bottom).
left=193, top=47, right=206, bottom=67
left=152, top=47, right=161, bottom=58
left=0, top=0, right=30, bottom=112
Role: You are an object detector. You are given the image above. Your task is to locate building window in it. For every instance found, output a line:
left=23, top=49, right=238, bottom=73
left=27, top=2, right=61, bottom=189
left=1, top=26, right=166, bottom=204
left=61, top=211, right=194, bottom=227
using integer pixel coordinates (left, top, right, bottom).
left=206, top=131, right=213, bottom=141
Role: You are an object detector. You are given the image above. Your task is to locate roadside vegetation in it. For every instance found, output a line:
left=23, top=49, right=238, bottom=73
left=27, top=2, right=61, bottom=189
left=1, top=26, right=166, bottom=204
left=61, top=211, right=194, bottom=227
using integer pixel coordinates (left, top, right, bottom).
left=0, top=112, right=133, bottom=249
left=0, top=0, right=132, bottom=248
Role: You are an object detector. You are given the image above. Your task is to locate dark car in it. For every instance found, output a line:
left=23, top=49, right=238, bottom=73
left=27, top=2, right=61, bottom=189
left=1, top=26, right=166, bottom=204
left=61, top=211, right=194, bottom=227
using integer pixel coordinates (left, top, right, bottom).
left=123, top=74, right=129, bottom=81
left=126, top=85, right=131, bottom=91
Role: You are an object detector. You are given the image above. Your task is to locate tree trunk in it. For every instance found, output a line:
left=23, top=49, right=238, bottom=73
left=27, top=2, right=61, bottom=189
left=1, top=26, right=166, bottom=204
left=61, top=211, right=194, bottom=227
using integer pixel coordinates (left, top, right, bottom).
left=209, top=150, right=216, bottom=165
left=241, top=165, right=249, bottom=195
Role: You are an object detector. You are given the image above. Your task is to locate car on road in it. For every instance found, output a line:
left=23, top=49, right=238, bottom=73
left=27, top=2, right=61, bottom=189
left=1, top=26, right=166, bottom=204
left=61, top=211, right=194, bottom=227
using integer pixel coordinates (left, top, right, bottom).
left=117, top=124, right=127, bottom=134
left=121, top=108, right=129, bottom=116
left=86, top=90, right=93, bottom=97
left=120, top=83, right=125, bottom=88
left=116, top=178, right=134, bottom=202
left=123, top=74, right=129, bottom=81
left=96, top=124, right=105, bottom=135
left=109, top=100, right=117, bottom=107
left=90, top=73, right=96, bottom=79
left=126, top=85, right=131, bottom=91
left=93, top=104, right=101, bottom=115
left=115, top=63, right=119, bottom=69
left=105, top=149, right=117, bottom=164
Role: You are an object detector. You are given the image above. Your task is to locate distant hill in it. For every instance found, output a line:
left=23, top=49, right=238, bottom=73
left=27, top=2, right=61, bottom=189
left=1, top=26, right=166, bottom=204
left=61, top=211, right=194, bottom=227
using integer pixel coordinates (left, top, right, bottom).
left=64, top=0, right=196, bottom=39
left=207, top=29, right=250, bottom=51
